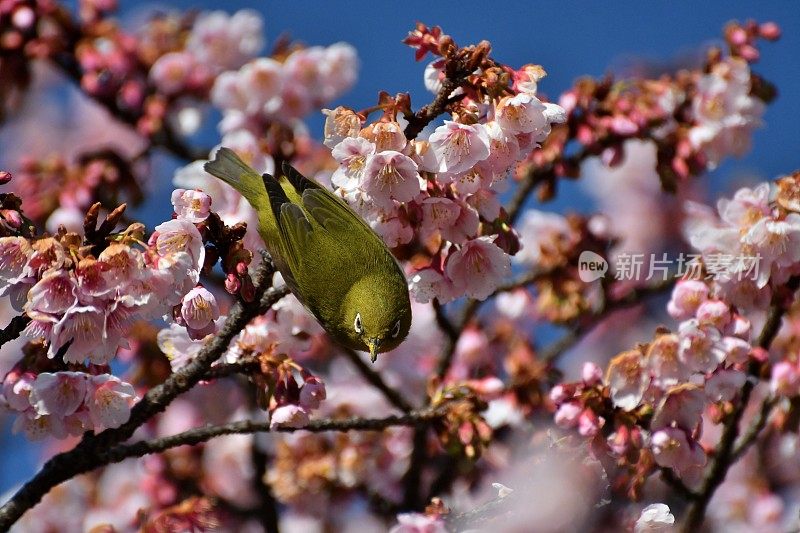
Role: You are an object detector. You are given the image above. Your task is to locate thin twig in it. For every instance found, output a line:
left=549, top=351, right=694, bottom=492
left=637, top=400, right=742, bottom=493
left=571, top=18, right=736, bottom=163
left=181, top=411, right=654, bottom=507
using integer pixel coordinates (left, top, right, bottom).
left=660, top=467, right=698, bottom=501
left=340, top=347, right=415, bottom=413
left=731, top=395, right=778, bottom=463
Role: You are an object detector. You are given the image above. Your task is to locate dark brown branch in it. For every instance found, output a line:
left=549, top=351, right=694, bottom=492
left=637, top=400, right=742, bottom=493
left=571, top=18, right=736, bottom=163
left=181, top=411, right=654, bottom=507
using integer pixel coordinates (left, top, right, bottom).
left=340, top=347, right=415, bottom=412
left=251, top=445, right=280, bottom=533
left=0, top=259, right=287, bottom=530
left=680, top=276, right=800, bottom=531
left=101, top=409, right=445, bottom=464
left=403, top=76, right=466, bottom=141
left=203, top=359, right=261, bottom=380
left=0, top=314, right=30, bottom=351
left=660, top=467, right=698, bottom=501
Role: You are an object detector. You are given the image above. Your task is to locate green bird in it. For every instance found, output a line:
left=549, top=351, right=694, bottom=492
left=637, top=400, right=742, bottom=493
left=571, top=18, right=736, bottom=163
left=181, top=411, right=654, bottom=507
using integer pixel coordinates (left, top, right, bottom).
left=204, top=148, right=412, bottom=362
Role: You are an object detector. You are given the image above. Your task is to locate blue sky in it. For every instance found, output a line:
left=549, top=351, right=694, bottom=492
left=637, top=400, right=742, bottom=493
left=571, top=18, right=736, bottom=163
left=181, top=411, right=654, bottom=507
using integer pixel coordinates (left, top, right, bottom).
left=3, top=0, right=799, bottom=500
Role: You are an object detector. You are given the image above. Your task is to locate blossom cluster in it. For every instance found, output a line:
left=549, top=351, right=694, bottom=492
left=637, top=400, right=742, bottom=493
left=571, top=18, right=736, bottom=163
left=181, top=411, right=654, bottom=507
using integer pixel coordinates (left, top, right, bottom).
left=549, top=172, right=800, bottom=498
left=322, top=42, right=565, bottom=303
left=211, top=41, right=358, bottom=130
left=2, top=369, right=137, bottom=439
left=519, top=20, right=779, bottom=202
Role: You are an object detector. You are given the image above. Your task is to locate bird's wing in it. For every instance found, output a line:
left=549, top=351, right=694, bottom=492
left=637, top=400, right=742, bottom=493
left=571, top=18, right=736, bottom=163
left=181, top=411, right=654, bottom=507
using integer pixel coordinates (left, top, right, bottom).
left=280, top=162, right=376, bottom=237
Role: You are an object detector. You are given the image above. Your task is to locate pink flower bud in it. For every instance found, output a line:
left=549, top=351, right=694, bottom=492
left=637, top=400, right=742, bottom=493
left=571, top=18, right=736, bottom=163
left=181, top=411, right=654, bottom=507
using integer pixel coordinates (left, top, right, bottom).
left=549, top=384, right=569, bottom=404
left=0, top=171, right=12, bottom=184
left=554, top=402, right=582, bottom=428
left=581, top=362, right=603, bottom=386
left=298, top=376, right=326, bottom=411
left=759, top=22, right=781, bottom=40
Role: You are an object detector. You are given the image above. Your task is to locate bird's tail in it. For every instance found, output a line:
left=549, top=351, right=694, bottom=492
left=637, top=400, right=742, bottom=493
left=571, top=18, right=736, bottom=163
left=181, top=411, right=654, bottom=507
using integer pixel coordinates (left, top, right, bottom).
left=203, top=147, right=269, bottom=210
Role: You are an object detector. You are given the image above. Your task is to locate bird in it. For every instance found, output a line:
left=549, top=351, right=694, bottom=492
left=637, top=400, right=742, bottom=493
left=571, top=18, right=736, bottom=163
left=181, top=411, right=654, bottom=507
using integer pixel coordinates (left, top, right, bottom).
left=204, top=147, right=412, bottom=362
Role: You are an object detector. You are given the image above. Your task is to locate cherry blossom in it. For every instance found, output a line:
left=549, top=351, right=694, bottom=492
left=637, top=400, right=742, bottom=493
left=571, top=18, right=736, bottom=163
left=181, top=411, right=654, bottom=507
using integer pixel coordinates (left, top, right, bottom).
left=445, top=237, right=511, bottom=300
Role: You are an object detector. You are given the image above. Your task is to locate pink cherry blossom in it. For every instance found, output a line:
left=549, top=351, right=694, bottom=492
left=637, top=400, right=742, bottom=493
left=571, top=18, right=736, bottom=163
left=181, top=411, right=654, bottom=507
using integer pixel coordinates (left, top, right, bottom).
left=606, top=350, right=648, bottom=411
left=445, top=237, right=511, bottom=300
left=25, top=270, right=76, bottom=315
left=667, top=280, right=710, bottom=319
left=440, top=201, right=480, bottom=245
left=651, top=384, right=705, bottom=431
left=149, top=52, right=195, bottom=95
left=152, top=219, right=205, bottom=271
left=514, top=210, right=572, bottom=266
left=650, top=427, right=706, bottom=474
left=171, top=189, right=212, bottom=223
left=237, top=58, right=284, bottom=114
left=646, top=333, right=690, bottom=388
left=427, top=121, right=490, bottom=174
left=270, top=404, right=309, bottom=429
left=475, top=121, right=521, bottom=182
left=49, top=305, right=110, bottom=363
left=331, top=137, right=376, bottom=190
left=634, top=503, right=675, bottom=533
left=771, top=361, right=800, bottom=396
left=554, top=402, right=583, bottom=428
left=361, top=121, right=407, bottom=153
left=186, top=9, right=264, bottom=73
left=390, top=513, right=447, bottom=533
left=2, top=370, right=35, bottom=412
left=0, top=236, right=31, bottom=286
left=678, top=319, right=727, bottom=374
left=705, top=369, right=746, bottom=402
left=688, top=58, right=764, bottom=169
left=85, top=374, right=137, bottom=432
left=496, top=93, right=565, bottom=140
left=361, top=151, right=422, bottom=209
left=180, top=286, right=220, bottom=334
left=408, top=267, right=457, bottom=304
left=29, top=372, right=88, bottom=417
left=695, top=300, right=731, bottom=329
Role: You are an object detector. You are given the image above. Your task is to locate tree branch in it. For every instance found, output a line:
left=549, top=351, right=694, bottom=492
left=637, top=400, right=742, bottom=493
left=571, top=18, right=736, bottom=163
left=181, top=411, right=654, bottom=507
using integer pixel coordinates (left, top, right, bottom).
left=0, top=259, right=288, bottom=530
left=100, top=408, right=446, bottom=464
left=0, top=314, right=30, bottom=351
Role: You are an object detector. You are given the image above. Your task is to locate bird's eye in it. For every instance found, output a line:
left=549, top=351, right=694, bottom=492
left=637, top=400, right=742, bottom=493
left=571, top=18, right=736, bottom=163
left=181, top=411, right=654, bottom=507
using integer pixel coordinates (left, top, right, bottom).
left=354, top=313, right=363, bottom=334
left=391, top=320, right=401, bottom=338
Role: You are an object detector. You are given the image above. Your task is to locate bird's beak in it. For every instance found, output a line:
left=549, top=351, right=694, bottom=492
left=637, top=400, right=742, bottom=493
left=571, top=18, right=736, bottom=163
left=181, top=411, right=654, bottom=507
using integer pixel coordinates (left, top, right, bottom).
left=368, top=339, right=381, bottom=363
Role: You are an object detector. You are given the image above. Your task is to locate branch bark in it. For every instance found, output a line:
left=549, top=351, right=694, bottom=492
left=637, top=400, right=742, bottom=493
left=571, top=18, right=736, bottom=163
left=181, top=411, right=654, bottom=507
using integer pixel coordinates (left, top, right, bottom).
left=0, top=314, right=30, bottom=351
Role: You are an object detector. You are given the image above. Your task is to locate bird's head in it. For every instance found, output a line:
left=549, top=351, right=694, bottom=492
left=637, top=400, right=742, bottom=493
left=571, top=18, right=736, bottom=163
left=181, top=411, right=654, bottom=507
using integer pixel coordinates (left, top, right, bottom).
left=339, top=272, right=412, bottom=362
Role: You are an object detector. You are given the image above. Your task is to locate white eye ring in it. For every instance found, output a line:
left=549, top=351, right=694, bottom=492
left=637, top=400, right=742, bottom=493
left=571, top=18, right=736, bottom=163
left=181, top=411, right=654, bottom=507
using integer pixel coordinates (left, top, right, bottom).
left=354, top=313, right=363, bottom=334
left=391, top=320, right=401, bottom=338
